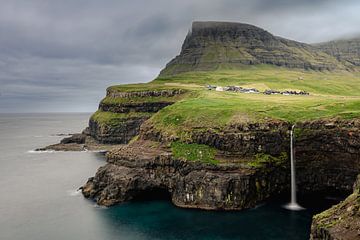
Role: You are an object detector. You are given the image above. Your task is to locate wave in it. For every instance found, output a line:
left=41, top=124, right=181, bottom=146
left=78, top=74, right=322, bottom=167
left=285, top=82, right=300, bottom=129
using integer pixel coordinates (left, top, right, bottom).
left=27, top=150, right=56, bottom=153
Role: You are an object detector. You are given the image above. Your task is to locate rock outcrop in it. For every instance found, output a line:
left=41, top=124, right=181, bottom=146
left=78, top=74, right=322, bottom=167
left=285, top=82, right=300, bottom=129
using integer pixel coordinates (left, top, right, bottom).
left=311, top=175, right=360, bottom=240
left=88, top=88, right=186, bottom=144
left=82, top=141, right=289, bottom=210
left=89, top=115, right=150, bottom=144
left=82, top=120, right=360, bottom=213
left=160, top=21, right=345, bottom=76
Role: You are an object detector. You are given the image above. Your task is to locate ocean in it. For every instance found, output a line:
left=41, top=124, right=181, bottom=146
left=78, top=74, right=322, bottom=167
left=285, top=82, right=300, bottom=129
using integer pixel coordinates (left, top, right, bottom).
left=0, top=113, right=336, bottom=240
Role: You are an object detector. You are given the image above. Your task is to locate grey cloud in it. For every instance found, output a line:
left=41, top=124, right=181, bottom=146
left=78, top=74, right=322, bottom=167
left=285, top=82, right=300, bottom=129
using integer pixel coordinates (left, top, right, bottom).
left=0, top=0, right=359, bottom=112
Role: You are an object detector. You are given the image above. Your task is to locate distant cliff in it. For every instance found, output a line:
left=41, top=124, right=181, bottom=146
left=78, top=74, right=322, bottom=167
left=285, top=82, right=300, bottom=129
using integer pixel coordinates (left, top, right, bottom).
left=160, top=21, right=357, bottom=76
left=314, top=38, right=360, bottom=67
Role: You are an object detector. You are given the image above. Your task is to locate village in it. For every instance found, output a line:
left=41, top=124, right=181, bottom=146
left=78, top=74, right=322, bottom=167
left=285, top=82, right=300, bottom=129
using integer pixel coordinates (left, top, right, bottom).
left=206, top=85, right=310, bottom=96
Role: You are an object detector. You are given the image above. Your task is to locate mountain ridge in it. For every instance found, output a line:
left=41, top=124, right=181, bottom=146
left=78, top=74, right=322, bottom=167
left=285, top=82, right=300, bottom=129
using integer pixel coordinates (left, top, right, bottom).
left=314, top=37, right=360, bottom=67
left=160, top=21, right=358, bottom=76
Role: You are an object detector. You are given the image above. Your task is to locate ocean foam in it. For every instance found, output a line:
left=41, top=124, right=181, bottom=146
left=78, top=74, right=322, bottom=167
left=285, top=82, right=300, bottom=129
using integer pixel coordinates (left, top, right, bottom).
left=67, top=189, right=82, bottom=196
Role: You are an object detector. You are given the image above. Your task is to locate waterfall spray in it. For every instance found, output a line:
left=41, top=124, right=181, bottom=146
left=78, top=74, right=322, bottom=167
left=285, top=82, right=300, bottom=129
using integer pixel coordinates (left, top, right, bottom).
left=284, top=125, right=304, bottom=211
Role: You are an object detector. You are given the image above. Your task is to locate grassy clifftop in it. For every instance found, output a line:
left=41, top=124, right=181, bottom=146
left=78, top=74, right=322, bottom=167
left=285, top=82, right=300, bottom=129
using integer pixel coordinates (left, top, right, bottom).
left=100, top=65, right=360, bottom=140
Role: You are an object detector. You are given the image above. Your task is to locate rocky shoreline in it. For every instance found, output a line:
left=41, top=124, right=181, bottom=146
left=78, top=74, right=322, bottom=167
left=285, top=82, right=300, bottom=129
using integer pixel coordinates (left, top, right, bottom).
left=36, top=130, right=124, bottom=152
left=81, top=140, right=288, bottom=210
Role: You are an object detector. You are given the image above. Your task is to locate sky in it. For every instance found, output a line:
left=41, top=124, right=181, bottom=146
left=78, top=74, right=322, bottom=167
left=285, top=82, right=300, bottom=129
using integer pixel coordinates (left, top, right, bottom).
left=0, top=0, right=360, bottom=112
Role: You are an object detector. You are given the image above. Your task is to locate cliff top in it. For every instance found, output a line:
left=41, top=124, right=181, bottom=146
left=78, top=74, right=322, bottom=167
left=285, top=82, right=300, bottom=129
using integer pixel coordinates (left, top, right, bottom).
left=191, top=21, right=265, bottom=32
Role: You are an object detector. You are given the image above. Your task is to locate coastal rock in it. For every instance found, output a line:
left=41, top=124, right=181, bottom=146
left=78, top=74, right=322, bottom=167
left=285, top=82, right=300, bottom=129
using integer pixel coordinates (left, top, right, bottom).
left=310, top=175, right=360, bottom=240
left=88, top=116, right=150, bottom=144
left=140, top=119, right=360, bottom=194
left=99, top=101, right=174, bottom=113
left=82, top=141, right=288, bottom=210
left=83, top=119, right=360, bottom=212
left=87, top=89, right=186, bottom=144
left=60, top=133, right=86, bottom=144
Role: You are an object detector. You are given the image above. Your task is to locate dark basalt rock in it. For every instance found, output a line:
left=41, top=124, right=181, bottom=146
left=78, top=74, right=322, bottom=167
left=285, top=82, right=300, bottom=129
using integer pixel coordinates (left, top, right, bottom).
left=106, top=89, right=185, bottom=98
left=87, top=89, right=186, bottom=144
left=99, top=101, right=174, bottom=113
left=89, top=116, right=150, bottom=144
left=82, top=120, right=360, bottom=214
left=140, top=119, right=360, bottom=195
left=60, top=133, right=86, bottom=144
left=310, top=175, right=360, bottom=240
left=82, top=141, right=288, bottom=210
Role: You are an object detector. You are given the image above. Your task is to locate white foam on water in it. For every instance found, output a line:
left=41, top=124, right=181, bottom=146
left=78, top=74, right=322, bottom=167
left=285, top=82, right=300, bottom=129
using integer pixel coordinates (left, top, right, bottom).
left=27, top=150, right=56, bottom=153
left=67, top=189, right=82, bottom=196
left=283, top=202, right=305, bottom=211
left=93, top=204, right=108, bottom=209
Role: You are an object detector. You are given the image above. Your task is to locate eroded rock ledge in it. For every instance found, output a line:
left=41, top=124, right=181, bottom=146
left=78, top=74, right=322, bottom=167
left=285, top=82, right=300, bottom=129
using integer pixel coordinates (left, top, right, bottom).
left=82, top=141, right=288, bottom=210
left=82, top=120, right=360, bottom=216
left=311, top=175, right=360, bottom=239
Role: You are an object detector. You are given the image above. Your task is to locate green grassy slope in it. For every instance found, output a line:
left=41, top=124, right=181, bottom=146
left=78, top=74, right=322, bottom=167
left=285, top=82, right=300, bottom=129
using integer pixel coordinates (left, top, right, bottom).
left=101, top=65, right=360, bottom=138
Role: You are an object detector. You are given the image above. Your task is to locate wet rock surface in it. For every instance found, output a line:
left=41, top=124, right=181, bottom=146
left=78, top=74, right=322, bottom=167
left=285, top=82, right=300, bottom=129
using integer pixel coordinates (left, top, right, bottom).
left=37, top=133, right=123, bottom=152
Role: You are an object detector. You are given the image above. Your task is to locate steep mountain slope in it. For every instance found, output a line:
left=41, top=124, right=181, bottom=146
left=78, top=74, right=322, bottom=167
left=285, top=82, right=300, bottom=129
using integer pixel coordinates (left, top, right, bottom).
left=160, top=21, right=345, bottom=76
left=314, top=38, right=360, bottom=67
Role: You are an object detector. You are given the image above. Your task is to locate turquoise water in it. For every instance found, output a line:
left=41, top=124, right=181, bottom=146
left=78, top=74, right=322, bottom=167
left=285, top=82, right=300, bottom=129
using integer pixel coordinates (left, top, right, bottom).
left=0, top=113, right=337, bottom=240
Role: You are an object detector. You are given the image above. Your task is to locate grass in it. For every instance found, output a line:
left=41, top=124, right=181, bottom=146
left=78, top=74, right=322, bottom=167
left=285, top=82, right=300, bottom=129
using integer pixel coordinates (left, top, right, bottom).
left=97, top=65, right=360, bottom=140
left=247, top=152, right=288, bottom=168
left=171, top=141, right=218, bottom=164
left=155, top=65, right=360, bottom=96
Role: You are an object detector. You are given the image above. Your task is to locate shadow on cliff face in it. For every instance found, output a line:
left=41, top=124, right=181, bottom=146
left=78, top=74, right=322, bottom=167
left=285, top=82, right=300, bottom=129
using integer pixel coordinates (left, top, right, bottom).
left=131, top=188, right=172, bottom=202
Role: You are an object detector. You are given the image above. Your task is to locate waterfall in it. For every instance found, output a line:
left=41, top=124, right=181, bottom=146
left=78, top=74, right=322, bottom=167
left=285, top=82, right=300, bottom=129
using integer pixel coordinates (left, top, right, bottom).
left=284, top=125, right=304, bottom=211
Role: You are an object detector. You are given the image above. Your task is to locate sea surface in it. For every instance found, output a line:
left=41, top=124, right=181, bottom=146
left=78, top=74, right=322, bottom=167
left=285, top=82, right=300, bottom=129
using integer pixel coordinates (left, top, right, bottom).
left=0, top=113, right=338, bottom=240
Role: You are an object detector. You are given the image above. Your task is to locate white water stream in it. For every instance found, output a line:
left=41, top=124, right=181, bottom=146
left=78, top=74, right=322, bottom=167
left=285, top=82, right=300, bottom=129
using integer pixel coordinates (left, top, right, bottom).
left=284, top=125, right=304, bottom=211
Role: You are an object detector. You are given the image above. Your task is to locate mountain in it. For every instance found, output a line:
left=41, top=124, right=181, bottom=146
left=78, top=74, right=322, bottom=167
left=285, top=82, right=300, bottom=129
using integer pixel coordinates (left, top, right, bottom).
left=314, top=38, right=360, bottom=67
left=160, top=21, right=348, bottom=76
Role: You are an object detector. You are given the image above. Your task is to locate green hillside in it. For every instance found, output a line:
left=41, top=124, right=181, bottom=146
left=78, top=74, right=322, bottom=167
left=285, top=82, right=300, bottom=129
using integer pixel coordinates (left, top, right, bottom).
left=92, top=22, right=360, bottom=141
left=97, top=65, right=360, bottom=140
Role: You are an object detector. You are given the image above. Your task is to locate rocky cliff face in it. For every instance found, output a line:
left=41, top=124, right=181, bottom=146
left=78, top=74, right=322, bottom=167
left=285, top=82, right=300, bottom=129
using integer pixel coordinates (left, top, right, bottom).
left=88, top=88, right=186, bottom=144
left=82, top=141, right=289, bottom=210
left=82, top=120, right=360, bottom=213
left=315, top=38, right=360, bottom=68
left=160, top=21, right=345, bottom=76
left=311, top=175, right=360, bottom=240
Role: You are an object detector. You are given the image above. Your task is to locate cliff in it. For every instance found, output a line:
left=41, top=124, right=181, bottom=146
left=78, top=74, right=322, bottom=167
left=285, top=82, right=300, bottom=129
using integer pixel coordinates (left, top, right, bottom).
left=315, top=38, right=360, bottom=67
left=82, top=120, right=360, bottom=212
left=160, top=21, right=347, bottom=76
left=311, top=175, right=360, bottom=239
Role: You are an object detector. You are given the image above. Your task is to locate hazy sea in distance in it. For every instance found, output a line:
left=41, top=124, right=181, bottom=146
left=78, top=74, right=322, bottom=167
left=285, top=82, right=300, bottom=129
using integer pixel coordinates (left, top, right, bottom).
left=0, top=113, right=338, bottom=240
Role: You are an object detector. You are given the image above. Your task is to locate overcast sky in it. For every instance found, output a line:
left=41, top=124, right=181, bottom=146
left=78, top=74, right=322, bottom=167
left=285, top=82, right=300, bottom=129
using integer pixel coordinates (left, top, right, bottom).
left=0, top=0, right=359, bottom=112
